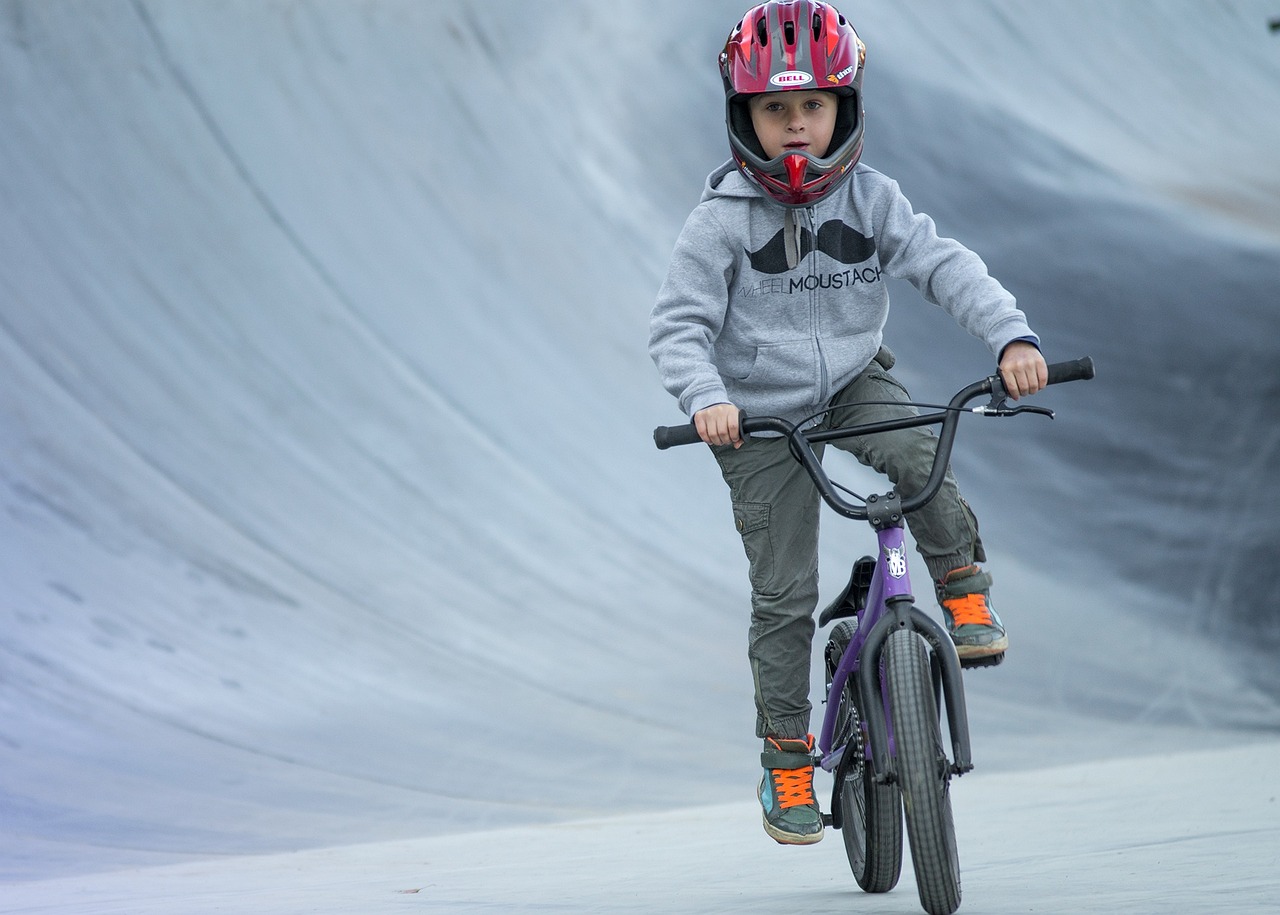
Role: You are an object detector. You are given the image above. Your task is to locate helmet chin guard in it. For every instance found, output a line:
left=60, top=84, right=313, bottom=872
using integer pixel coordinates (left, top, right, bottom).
left=784, top=153, right=807, bottom=190
left=720, top=1, right=866, bottom=208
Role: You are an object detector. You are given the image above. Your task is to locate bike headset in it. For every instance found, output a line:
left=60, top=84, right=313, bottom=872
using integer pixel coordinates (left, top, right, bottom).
left=720, top=0, right=866, bottom=208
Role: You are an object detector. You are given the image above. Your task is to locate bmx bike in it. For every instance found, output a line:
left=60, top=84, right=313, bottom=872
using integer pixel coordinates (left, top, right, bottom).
left=655, top=356, right=1095, bottom=914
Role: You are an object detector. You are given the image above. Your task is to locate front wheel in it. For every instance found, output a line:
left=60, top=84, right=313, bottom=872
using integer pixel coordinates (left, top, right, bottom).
left=826, top=622, right=902, bottom=893
left=885, top=626, right=961, bottom=915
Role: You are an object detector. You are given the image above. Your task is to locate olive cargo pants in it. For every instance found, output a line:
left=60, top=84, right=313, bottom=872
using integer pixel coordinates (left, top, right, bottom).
left=712, top=349, right=984, bottom=740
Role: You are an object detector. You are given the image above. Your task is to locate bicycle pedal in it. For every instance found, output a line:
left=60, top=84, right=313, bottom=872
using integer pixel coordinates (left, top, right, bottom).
left=821, top=812, right=835, bottom=828
left=959, top=652, right=1004, bottom=670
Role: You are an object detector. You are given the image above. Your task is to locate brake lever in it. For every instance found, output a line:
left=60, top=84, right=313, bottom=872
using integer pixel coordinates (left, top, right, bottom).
left=971, top=375, right=1055, bottom=419
left=973, top=400, right=1055, bottom=418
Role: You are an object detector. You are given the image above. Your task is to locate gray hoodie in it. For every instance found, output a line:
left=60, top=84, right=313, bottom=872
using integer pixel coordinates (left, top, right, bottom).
left=649, top=160, right=1037, bottom=424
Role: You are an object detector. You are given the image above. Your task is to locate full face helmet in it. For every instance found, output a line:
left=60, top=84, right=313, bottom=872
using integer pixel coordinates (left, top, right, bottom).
left=720, top=0, right=866, bottom=207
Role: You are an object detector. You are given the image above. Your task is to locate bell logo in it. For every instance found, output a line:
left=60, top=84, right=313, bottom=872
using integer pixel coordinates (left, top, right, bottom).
left=770, top=70, right=813, bottom=87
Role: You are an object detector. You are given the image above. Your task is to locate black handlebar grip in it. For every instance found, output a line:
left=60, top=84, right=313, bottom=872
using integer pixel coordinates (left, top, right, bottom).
left=653, top=422, right=704, bottom=450
left=1045, top=356, right=1095, bottom=386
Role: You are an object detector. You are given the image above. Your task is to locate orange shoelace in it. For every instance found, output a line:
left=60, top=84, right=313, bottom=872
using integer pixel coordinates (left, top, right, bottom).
left=944, top=593, right=993, bottom=626
left=769, top=766, right=816, bottom=809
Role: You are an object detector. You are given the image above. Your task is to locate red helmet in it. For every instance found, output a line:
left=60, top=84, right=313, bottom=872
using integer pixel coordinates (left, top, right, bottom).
left=720, top=0, right=866, bottom=207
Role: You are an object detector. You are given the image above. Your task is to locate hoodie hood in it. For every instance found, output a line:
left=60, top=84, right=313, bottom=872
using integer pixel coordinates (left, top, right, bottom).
left=701, top=160, right=761, bottom=203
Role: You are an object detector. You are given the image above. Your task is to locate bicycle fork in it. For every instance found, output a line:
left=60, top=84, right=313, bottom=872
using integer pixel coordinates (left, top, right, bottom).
left=856, top=522, right=975, bottom=784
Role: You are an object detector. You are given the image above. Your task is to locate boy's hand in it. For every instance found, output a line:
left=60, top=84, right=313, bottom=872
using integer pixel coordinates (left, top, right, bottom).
left=694, top=403, right=743, bottom=448
left=999, top=341, right=1048, bottom=400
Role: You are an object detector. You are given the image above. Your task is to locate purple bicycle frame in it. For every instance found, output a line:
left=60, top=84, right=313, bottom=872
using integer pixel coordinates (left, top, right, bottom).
left=816, top=523, right=913, bottom=773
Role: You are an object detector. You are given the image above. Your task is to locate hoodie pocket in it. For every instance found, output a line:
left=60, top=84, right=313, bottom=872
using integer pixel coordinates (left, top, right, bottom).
left=732, top=340, right=815, bottom=391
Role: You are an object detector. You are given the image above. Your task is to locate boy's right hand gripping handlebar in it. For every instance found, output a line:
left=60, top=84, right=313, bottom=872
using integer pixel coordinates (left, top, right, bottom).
left=652, top=417, right=715, bottom=450
left=653, top=356, right=1095, bottom=450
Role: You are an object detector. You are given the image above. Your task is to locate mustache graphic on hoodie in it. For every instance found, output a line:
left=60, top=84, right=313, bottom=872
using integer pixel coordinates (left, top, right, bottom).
left=746, top=220, right=878, bottom=275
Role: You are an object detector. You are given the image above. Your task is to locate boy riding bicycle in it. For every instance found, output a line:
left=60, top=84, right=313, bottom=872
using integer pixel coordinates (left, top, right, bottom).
left=648, top=0, right=1047, bottom=846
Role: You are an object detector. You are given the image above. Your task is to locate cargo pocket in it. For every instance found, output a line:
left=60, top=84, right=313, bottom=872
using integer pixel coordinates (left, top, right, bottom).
left=732, top=501, right=774, bottom=591
left=959, top=496, right=987, bottom=563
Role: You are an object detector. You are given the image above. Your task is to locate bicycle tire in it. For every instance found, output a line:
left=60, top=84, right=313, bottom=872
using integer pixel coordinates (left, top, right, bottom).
left=885, top=626, right=961, bottom=915
left=825, top=622, right=902, bottom=893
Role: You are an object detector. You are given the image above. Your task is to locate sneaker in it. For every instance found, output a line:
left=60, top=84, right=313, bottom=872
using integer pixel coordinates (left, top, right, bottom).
left=758, top=734, right=824, bottom=845
left=936, top=564, right=1008, bottom=660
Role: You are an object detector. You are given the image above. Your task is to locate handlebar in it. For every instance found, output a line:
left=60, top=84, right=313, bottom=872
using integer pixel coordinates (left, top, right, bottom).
left=1044, top=356, right=1094, bottom=386
left=654, top=357, right=1094, bottom=522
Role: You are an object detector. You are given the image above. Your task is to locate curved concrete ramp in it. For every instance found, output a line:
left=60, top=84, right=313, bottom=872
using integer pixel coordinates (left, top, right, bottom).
left=1, top=1, right=1278, bottom=906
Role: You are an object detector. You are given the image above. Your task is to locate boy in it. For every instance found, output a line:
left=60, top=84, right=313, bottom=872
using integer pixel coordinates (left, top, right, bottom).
left=649, top=0, right=1047, bottom=846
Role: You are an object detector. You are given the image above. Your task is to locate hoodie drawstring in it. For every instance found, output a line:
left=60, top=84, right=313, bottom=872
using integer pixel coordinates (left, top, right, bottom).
left=784, top=208, right=802, bottom=271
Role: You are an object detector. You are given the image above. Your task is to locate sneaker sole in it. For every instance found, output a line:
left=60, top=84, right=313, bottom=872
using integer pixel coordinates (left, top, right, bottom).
left=952, top=634, right=1008, bottom=658
left=762, top=815, right=824, bottom=846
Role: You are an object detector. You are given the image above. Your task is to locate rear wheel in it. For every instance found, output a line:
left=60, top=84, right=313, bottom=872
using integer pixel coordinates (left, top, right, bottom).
left=825, top=623, right=902, bottom=893
left=885, top=626, right=961, bottom=915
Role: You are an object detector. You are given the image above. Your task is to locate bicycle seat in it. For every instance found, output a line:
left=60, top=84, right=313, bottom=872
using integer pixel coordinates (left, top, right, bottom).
left=818, top=556, right=876, bottom=627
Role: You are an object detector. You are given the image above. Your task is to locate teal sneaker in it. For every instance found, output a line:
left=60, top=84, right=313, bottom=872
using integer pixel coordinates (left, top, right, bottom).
left=936, top=564, right=1008, bottom=661
left=758, top=734, right=824, bottom=845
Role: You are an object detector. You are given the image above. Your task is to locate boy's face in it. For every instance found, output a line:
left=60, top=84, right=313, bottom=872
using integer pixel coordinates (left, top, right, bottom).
left=747, top=90, right=838, bottom=160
